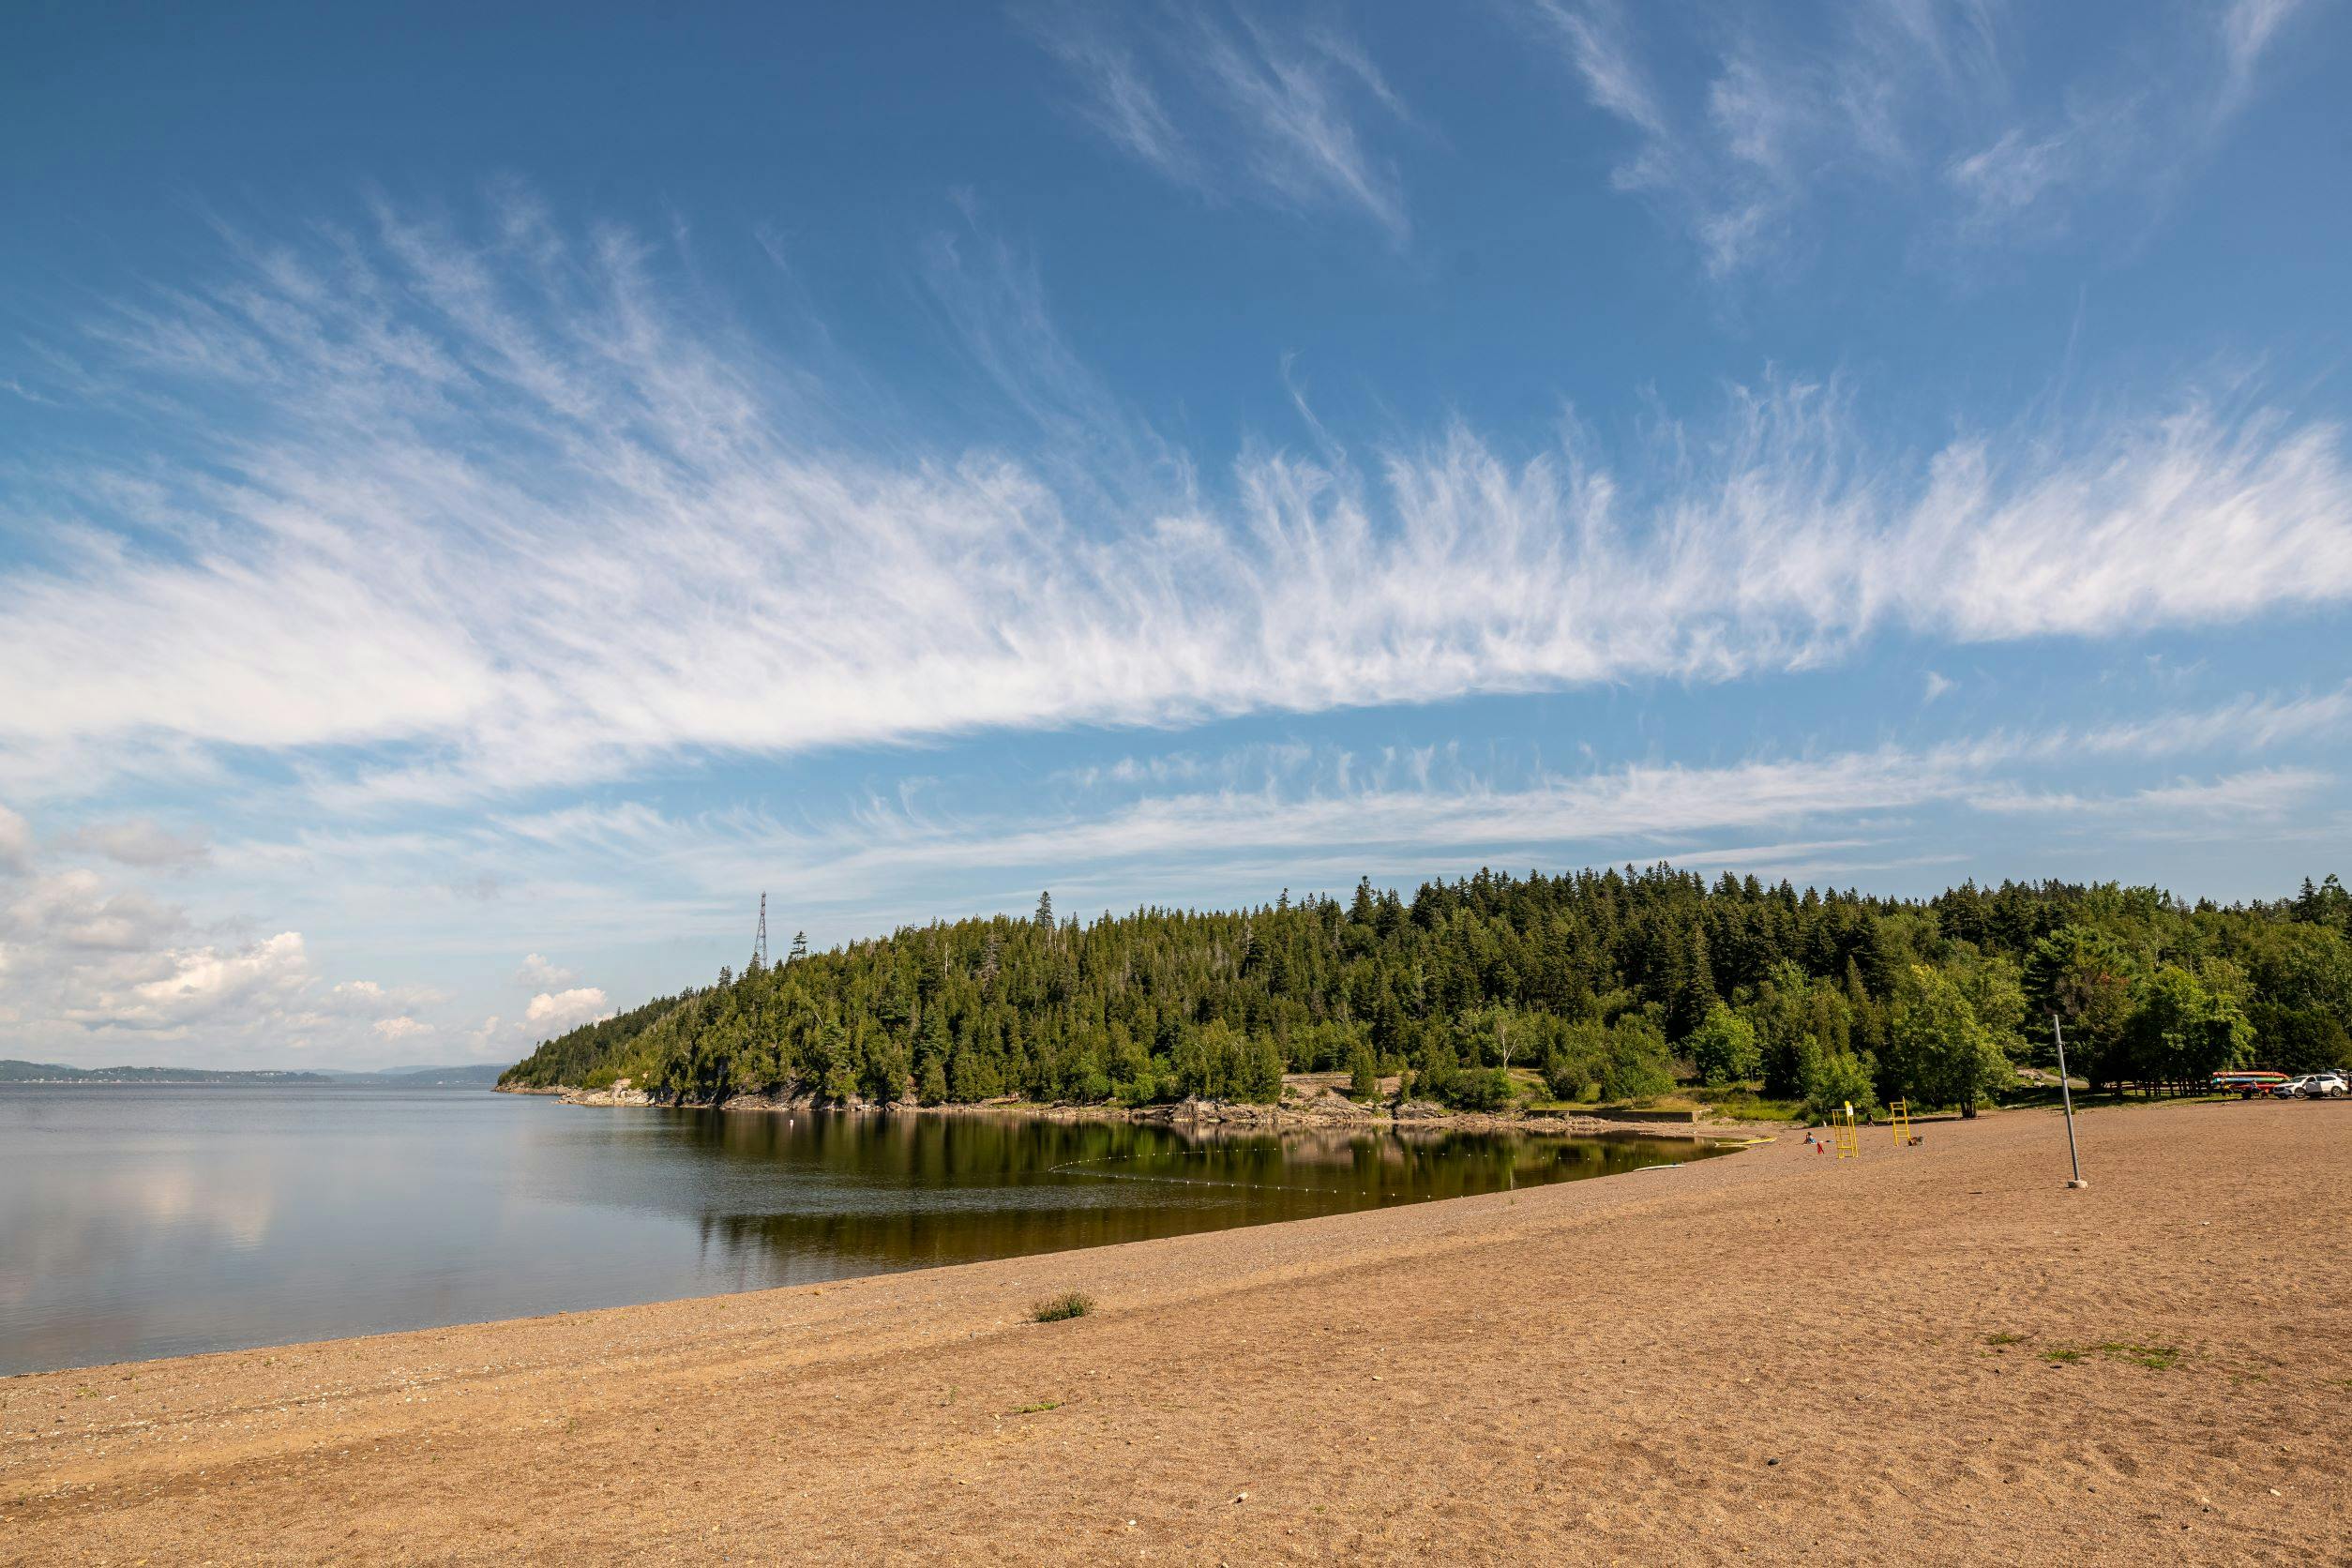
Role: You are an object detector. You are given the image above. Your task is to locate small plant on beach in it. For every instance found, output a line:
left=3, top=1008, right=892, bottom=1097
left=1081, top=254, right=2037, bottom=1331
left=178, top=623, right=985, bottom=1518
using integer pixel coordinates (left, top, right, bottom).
left=1983, top=1333, right=2025, bottom=1348
left=1030, top=1291, right=1094, bottom=1323
left=1009, top=1399, right=1063, bottom=1415
left=2040, top=1341, right=2180, bottom=1370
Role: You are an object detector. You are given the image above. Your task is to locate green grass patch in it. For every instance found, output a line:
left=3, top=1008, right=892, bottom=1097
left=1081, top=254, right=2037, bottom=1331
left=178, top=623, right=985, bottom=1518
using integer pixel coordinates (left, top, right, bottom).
left=2042, top=1341, right=2180, bottom=1370
left=1983, top=1332, right=2025, bottom=1348
left=1704, top=1091, right=1805, bottom=1122
left=1030, top=1291, right=1095, bottom=1323
left=1009, top=1400, right=1063, bottom=1415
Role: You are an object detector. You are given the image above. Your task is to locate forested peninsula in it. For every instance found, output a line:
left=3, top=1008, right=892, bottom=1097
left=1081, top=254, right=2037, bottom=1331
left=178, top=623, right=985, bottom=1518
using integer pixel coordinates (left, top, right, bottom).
left=499, top=866, right=2352, bottom=1120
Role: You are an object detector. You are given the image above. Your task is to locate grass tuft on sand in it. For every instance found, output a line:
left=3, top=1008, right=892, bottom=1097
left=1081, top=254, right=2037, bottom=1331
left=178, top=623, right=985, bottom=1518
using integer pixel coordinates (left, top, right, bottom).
left=1030, top=1291, right=1094, bottom=1323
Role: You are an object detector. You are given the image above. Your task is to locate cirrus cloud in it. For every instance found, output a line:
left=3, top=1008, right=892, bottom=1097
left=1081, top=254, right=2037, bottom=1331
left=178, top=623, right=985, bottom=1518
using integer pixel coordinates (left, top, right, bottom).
left=2, top=204, right=2347, bottom=811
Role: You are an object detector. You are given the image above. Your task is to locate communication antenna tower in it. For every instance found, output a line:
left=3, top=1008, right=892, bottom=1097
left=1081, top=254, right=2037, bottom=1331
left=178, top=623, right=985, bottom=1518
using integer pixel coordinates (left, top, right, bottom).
left=753, top=892, right=770, bottom=968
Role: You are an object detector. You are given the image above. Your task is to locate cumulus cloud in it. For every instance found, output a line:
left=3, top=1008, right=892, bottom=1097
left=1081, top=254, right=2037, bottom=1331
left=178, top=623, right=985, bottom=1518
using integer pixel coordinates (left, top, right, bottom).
left=523, top=987, right=611, bottom=1034
left=515, top=953, right=577, bottom=988
left=371, top=1015, right=434, bottom=1039
left=8, top=868, right=183, bottom=952
left=0, top=814, right=447, bottom=1061
left=115, top=931, right=310, bottom=1031
left=2, top=206, right=2347, bottom=810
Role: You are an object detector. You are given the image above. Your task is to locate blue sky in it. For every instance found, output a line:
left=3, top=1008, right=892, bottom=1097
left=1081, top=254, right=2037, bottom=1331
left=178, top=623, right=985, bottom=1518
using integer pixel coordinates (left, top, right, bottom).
left=3, top=0, right=2348, bottom=1067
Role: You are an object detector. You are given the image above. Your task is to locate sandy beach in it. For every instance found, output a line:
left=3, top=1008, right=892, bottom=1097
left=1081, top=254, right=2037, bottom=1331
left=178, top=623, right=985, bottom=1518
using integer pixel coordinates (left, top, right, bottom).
left=4, top=1098, right=2346, bottom=1565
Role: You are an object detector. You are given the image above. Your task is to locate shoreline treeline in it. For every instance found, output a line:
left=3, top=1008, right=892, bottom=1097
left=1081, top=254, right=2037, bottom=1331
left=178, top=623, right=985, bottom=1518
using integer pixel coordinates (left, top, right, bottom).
left=498, top=867, right=2352, bottom=1118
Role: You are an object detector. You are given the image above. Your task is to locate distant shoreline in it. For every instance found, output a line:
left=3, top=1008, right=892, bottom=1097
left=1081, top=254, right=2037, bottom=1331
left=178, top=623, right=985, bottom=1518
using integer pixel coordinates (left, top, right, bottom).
left=498, top=1078, right=1741, bottom=1141
left=2, top=1060, right=506, bottom=1088
left=1, top=1077, right=497, bottom=1087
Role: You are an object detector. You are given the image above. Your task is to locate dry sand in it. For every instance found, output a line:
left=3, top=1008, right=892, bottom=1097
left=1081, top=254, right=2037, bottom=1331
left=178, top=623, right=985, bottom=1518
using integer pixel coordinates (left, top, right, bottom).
left=4, top=1098, right=2346, bottom=1565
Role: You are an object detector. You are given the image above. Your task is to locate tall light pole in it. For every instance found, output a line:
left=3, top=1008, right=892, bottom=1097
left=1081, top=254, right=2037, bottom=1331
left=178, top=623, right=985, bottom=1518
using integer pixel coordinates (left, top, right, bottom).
left=2052, top=1015, right=2087, bottom=1189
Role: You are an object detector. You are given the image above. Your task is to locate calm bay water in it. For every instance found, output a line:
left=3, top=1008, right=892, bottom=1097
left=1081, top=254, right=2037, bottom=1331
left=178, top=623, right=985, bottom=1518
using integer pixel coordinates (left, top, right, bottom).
left=0, top=1084, right=1713, bottom=1376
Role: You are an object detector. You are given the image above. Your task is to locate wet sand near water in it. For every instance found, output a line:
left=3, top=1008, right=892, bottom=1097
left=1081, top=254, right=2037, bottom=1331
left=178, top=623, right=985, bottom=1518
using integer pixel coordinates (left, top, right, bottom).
left=3, top=1099, right=2346, bottom=1564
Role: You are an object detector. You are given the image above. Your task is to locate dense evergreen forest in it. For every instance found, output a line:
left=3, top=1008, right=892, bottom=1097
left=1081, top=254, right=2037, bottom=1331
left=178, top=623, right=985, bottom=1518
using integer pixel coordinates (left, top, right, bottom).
left=500, top=867, right=2352, bottom=1119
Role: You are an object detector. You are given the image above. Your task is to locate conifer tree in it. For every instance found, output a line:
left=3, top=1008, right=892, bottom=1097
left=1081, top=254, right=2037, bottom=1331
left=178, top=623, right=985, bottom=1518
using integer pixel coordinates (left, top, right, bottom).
left=492, top=865, right=2352, bottom=1116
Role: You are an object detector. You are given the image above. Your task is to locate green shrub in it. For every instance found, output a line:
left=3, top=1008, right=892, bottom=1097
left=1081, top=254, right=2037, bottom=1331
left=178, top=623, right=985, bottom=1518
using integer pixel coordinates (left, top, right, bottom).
left=1030, top=1292, right=1094, bottom=1323
left=1440, top=1065, right=1515, bottom=1112
left=1542, top=1018, right=1609, bottom=1102
left=1686, top=1004, right=1761, bottom=1086
left=1601, top=1016, right=1675, bottom=1101
left=1801, top=1048, right=1879, bottom=1122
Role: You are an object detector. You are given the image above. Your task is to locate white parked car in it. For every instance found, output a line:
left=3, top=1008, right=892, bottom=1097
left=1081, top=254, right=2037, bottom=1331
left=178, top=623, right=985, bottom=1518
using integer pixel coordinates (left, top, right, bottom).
left=2276, top=1072, right=2349, bottom=1099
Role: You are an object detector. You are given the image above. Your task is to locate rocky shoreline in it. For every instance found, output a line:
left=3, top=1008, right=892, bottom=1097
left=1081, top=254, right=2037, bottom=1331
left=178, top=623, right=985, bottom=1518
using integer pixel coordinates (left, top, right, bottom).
left=496, top=1077, right=1741, bottom=1141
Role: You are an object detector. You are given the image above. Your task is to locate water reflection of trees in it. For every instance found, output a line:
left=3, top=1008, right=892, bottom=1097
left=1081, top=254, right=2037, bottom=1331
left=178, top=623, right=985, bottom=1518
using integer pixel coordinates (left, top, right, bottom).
left=668, top=1110, right=1718, bottom=1281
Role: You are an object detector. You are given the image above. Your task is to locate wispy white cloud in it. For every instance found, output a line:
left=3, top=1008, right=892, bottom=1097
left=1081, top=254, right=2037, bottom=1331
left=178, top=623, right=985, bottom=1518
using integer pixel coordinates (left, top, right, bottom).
left=0, top=804, right=30, bottom=877
left=1530, top=0, right=2311, bottom=273
left=482, top=723, right=2331, bottom=918
left=2071, top=682, right=2352, bottom=759
left=1021, top=4, right=1411, bottom=239
left=1021, top=13, right=1194, bottom=182
left=11, top=662, right=2330, bottom=1064
left=1970, top=765, right=2330, bottom=820
left=2217, top=0, right=2314, bottom=119
left=65, top=817, right=213, bottom=870
left=4, top=207, right=2347, bottom=810
left=914, top=202, right=1192, bottom=512
left=229, top=673, right=2350, bottom=926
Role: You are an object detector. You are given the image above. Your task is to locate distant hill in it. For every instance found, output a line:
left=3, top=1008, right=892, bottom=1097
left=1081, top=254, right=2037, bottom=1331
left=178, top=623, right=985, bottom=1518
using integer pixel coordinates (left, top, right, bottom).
left=0, top=1059, right=506, bottom=1086
left=0, top=1060, right=338, bottom=1085
left=357, top=1063, right=507, bottom=1085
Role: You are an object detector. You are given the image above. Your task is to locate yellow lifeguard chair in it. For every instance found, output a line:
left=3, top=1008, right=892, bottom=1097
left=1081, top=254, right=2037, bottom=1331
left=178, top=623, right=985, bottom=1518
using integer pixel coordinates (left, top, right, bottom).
left=1832, top=1102, right=1860, bottom=1159
left=1889, top=1099, right=1911, bottom=1146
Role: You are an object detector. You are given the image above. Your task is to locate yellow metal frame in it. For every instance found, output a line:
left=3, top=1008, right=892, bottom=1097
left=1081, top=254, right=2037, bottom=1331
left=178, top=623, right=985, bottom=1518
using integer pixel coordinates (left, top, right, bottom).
left=1889, top=1099, right=1911, bottom=1145
left=1832, top=1103, right=1860, bottom=1159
